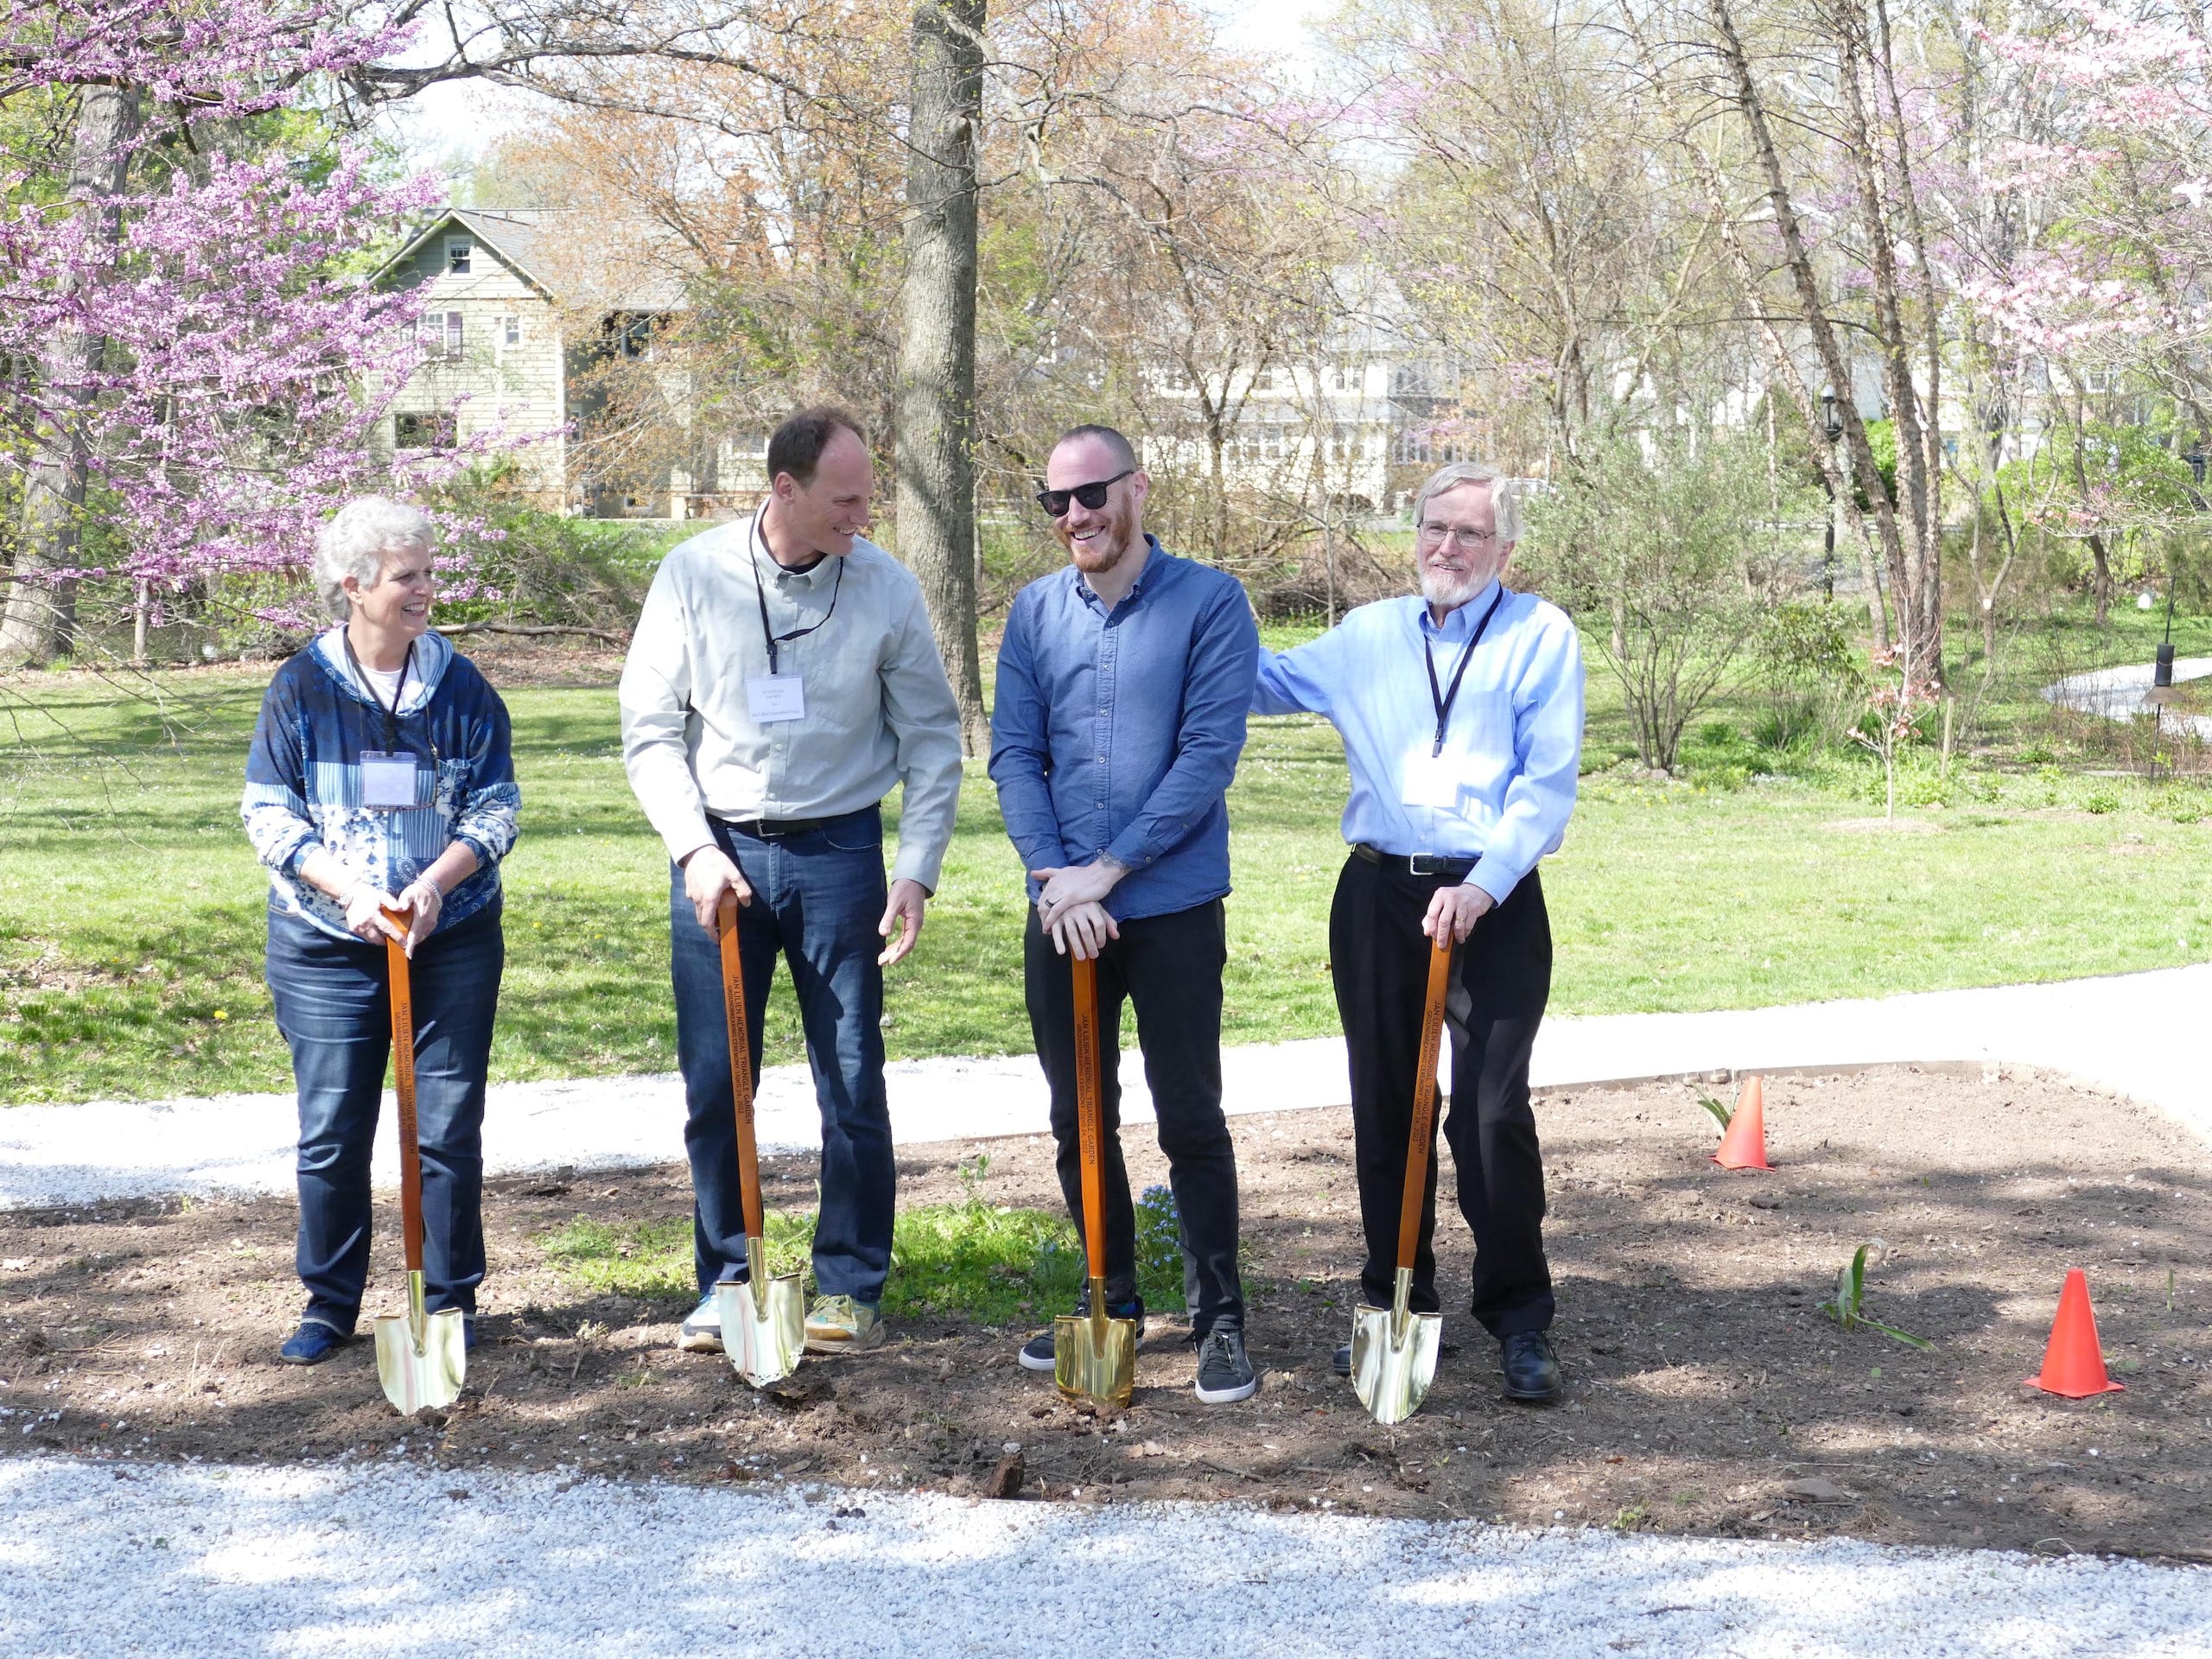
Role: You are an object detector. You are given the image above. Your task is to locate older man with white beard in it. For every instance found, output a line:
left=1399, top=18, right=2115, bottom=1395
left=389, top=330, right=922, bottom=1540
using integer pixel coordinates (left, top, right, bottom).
left=1253, top=461, right=1583, bottom=1403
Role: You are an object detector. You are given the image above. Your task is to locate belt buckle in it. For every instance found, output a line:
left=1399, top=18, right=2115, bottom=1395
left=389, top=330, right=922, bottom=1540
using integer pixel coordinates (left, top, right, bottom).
left=1408, top=853, right=1445, bottom=877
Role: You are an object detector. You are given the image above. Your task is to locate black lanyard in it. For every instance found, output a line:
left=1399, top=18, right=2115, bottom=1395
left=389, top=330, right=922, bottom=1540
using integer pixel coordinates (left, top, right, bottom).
left=751, top=512, right=845, bottom=675
left=343, top=632, right=414, bottom=750
left=1421, top=586, right=1506, bottom=758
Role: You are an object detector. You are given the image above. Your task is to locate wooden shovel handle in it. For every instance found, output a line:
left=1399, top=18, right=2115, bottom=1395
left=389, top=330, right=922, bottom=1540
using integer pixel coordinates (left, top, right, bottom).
left=382, top=907, right=424, bottom=1276
left=717, top=889, right=766, bottom=1244
left=1071, top=954, right=1108, bottom=1282
left=1395, top=935, right=1454, bottom=1272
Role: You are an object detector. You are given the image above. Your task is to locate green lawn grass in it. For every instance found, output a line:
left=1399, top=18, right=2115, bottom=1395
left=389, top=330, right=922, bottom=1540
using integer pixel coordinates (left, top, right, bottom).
left=7, top=613, right=2212, bottom=1105
left=539, top=1165, right=1189, bottom=1320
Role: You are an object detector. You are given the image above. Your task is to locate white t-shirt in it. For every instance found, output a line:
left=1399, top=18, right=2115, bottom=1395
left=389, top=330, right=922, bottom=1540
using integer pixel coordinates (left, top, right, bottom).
left=359, top=663, right=405, bottom=709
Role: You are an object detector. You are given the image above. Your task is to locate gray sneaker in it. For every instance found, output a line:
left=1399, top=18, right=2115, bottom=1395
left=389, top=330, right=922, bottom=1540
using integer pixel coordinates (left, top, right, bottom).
left=1194, top=1328, right=1258, bottom=1404
left=677, top=1293, right=722, bottom=1353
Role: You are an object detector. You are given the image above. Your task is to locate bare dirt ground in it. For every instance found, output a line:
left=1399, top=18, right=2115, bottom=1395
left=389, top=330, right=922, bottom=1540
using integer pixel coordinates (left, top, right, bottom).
left=4, top=1065, right=2209, bottom=1560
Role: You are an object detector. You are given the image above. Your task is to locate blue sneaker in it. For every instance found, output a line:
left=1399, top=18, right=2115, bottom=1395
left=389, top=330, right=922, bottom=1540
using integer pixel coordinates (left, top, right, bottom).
left=279, top=1320, right=348, bottom=1366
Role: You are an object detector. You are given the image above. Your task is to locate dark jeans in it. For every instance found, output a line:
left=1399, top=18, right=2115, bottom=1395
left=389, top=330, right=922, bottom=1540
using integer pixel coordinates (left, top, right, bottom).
left=1023, top=899, right=1244, bottom=1338
left=265, top=904, right=504, bottom=1334
left=1330, top=854, right=1554, bottom=1338
left=671, top=805, right=892, bottom=1303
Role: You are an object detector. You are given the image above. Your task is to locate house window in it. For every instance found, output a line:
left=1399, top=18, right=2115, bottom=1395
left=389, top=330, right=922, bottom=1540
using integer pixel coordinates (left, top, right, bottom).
left=1394, top=429, right=1468, bottom=465
left=395, top=411, right=456, bottom=449
left=502, top=315, right=520, bottom=347
left=446, top=237, right=473, bottom=275
left=417, top=311, right=462, bottom=359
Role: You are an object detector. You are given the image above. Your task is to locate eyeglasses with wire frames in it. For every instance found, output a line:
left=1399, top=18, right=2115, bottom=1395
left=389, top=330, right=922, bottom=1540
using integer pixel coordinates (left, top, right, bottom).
left=1035, top=469, right=1135, bottom=518
left=1416, top=519, right=1503, bottom=550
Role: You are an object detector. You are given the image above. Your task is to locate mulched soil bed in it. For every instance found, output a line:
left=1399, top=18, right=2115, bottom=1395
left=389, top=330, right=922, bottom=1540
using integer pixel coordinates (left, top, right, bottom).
left=4, top=1065, right=2208, bottom=1560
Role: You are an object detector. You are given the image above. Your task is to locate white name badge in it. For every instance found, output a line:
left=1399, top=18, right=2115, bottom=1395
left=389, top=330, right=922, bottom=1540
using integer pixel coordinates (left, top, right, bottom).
left=359, top=750, right=419, bottom=809
left=1399, top=746, right=1462, bottom=810
left=746, top=674, right=807, bottom=723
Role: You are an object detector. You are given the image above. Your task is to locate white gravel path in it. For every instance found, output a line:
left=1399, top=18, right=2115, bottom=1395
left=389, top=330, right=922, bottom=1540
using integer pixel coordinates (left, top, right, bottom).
left=3, top=1455, right=2205, bottom=1657
left=9, top=962, right=2212, bottom=1211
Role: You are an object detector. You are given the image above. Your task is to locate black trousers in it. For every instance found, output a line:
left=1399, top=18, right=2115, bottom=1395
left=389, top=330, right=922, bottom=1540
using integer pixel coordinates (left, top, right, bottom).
left=1024, top=899, right=1244, bottom=1336
left=1331, top=853, right=1554, bottom=1338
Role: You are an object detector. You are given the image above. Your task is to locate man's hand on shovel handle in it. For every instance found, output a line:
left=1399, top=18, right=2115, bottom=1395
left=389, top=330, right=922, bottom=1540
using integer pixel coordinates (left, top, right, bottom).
left=683, top=844, right=753, bottom=934
left=1423, top=880, right=1495, bottom=944
left=1030, top=857, right=1126, bottom=931
left=1047, top=900, right=1119, bottom=961
left=878, top=878, right=929, bottom=967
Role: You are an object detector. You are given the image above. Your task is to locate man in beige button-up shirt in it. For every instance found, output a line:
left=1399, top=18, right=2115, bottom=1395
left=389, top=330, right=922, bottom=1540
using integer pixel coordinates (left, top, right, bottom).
left=620, top=405, right=963, bottom=1357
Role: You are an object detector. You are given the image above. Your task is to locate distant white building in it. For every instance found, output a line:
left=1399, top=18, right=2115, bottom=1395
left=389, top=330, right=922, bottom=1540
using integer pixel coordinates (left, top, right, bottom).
left=1141, top=275, right=1488, bottom=518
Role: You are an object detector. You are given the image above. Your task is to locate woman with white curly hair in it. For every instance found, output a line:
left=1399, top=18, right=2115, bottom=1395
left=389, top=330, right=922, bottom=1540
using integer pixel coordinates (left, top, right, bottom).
left=238, top=496, right=521, bottom=1367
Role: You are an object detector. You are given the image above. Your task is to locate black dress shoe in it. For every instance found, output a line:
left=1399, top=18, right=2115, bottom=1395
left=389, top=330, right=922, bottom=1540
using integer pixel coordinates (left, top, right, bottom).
left=1499, top=1332, right=1560, bottom=1402
left=1332, top=1342, right=1351, bottom=1378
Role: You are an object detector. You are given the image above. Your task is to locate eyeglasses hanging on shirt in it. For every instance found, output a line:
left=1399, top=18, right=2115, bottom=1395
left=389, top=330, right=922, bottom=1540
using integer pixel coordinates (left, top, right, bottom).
left=747, top=510, right=844, bottom=724
left=344, top=632, right=435, bottom=809
left=1402, top=585, right=1506, bottom=812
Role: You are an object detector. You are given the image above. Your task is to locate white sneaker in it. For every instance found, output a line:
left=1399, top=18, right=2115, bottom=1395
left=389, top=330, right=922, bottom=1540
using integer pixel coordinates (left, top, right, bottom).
left=677, top=1293, right=721, bottom=1353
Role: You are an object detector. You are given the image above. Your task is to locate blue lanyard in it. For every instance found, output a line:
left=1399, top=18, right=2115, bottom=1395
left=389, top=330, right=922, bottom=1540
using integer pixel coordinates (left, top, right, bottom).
left=1422, top=587, right=1505, bottom=758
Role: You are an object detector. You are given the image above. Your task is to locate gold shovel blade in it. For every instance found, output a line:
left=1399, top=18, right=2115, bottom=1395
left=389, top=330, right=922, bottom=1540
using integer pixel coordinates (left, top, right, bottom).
left=1351, top=1303, right=1442, bottom=1427
left=717, top=1272, right=805, bottom=1389
left=1053, top=1307, right=1136, bottom=1409
left=372, top=1276, right=466, bottom=1415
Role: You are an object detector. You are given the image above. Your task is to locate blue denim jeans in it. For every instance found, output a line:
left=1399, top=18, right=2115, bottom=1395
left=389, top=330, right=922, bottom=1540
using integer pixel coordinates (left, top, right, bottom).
left=265, top=904, right=504, bottom=1333
left=671, top=806, right=891, bottom=1303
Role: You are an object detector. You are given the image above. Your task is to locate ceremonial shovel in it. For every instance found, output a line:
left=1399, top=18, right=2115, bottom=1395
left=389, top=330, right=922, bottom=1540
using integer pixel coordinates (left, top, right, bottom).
left=1351, top=933, right=1454, bottom=1426
left=1054, top=954, right=1136, bottom=1408
left=373, top=908, right=467, bottom=1415
left=712, top=890, right=806, bottom=1387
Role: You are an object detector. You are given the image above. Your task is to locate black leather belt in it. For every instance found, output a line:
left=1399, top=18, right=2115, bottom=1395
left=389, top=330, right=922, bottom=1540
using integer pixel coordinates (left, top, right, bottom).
left=1351, top=842, right=1475, bottom=879
left=713, top=815, right=830, bottom=838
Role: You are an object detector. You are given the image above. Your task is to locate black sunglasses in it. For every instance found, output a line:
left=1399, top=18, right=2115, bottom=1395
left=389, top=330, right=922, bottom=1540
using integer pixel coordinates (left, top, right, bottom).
left=1034, top=468, right=1135, bottom=518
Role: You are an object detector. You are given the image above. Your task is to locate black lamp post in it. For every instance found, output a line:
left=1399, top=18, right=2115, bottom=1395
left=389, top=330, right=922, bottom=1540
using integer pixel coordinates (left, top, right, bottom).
left=2158, top=451, right=2204, bottom=691
left=2157, top=579, right=2177, bottom=690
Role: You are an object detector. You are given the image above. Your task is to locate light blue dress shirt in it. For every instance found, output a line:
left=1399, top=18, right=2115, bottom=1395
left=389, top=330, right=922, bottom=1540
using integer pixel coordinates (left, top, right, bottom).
left=1252, top=580, right=1584, bottom=905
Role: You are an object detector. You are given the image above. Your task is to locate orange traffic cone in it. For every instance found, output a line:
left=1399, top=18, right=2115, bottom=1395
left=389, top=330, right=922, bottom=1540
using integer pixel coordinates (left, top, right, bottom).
left=1713, top=1073, right=1770, bottom=1170
left=2025, top=1268, right=2126, bottom=1398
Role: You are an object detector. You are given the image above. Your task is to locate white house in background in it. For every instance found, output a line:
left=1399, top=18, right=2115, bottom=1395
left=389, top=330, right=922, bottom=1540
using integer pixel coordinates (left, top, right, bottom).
left=373, top=207, right=772, bottom=519
left=1142, top=275, right=1480, bottom=517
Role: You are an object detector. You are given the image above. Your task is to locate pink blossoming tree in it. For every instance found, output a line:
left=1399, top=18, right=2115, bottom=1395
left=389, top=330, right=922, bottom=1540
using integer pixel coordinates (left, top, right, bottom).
left=0, top=0, right=445, bottom=664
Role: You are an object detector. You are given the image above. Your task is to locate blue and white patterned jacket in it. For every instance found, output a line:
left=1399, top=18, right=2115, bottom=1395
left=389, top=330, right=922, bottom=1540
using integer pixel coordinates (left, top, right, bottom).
left=241, top=628, right=521, bottom=942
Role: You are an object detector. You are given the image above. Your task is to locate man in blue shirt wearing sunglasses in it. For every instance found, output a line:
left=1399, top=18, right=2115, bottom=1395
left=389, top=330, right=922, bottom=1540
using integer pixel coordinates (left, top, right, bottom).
left=989, top=423, right=1262, bottom=1405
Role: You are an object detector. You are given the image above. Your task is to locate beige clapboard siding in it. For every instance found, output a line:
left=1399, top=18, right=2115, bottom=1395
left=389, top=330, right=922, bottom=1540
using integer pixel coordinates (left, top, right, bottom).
left=380, top=232, right=567, bottom=495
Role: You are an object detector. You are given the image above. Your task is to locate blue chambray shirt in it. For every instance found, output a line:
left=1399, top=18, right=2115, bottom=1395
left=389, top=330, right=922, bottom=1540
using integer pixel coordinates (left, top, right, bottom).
left=1252, top=580, right=1584, bottom=906
left=989, top=539, right=1259, bottom=922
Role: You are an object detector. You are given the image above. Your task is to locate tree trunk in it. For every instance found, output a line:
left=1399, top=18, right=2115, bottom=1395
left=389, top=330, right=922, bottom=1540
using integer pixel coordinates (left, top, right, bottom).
left=1, top=86, right=141, bottom=666
left=895, top=0, right=988, bottom=755
left=1706, top=0, right=1915, bottom=657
